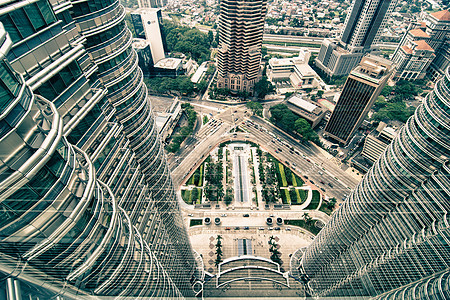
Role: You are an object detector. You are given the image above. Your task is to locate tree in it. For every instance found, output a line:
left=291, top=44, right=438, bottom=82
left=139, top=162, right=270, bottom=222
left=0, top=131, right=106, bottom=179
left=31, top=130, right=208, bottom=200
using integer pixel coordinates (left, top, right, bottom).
left=254, top=76, right=275, bottom=99
left=268, top=236, right=282, bottom=265
left=317, top=90, right=324, bottom=98
left=294, top=118, right=314, bottom=140
left=207, top=30, right=214, bottom=45
left=303, top=213, right=313, bottom=226
left=215, top=235, right=223, bottom=267
left=380, top=85, right=393, bottom=97
left=246, top=101, right=263, bottom=116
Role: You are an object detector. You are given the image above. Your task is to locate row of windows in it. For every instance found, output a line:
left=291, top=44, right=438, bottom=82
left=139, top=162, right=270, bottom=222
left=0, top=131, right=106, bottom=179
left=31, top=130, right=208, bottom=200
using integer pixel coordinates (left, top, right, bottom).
left=0, top=145, right=68, bottom=229
left=0, top=0, right=56, bottom=43
left=85, top=21, right=125, bottom=49
left=97, top=47, right=131, bottom=74
left=66, top=103, right=102, bottom=145
left=35, top=61, right=82, bottom=102
left=71, top=0, right=117, bottom=18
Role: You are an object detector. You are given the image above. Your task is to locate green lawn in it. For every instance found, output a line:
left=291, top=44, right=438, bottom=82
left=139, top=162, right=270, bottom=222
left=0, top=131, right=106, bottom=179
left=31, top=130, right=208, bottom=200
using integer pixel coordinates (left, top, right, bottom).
left=181, top=190, right=192, bottom=204
left=190, top=219, right=203, bottom=227
left=284, top=219, right=322, bottom=235
left=198, top=164, right=204, bottom=186
left=289, top=189, right=297, bottom=204
left=280, top=188, right=288, bottom=204
left=278, top=163, right=288, bottom=187
left=305, top=190, right=321, bottom=210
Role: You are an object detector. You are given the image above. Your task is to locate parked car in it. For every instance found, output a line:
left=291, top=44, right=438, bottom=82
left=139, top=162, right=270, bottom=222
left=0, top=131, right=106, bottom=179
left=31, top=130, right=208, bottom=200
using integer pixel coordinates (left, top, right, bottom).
left=243, top=214, right=249, bottom=217
left=244, top=226, right=249, bottom=230
left=235, top=227, right=240, bottom=230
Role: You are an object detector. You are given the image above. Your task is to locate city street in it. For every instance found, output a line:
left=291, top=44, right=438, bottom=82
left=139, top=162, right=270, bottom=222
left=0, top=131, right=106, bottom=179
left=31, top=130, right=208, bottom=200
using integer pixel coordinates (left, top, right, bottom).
left=170, top=103, right=360, bottom=201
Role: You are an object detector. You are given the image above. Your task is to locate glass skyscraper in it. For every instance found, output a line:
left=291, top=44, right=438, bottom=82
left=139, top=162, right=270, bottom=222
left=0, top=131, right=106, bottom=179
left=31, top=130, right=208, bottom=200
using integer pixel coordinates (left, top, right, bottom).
left=300, top=67, right=450, bottom=298
left=0, top=0, right=195, bottom=298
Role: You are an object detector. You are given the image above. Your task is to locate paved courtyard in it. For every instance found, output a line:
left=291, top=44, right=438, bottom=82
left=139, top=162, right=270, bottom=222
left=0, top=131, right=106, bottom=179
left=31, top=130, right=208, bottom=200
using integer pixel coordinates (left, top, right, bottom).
left=188, top=225, right=312, bottom=274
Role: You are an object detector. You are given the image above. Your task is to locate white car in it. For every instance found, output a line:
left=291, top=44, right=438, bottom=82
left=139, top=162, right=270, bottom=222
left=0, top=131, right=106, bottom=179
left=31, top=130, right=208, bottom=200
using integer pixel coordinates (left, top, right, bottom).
left=221, top=214, right=227, bottom=217
left=258, top=227, right=265, bottom=230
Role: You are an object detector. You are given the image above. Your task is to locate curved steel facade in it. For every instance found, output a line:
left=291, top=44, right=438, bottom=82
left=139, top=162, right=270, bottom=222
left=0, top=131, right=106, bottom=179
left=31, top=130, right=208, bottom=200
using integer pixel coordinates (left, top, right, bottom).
left=300, top=67, right=450, bottom=298
left=0, top=0, right=195, bottom=298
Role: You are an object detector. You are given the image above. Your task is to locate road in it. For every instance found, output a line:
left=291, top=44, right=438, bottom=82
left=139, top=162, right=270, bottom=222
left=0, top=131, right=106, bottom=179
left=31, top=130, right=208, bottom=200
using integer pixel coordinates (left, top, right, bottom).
left=170, top=103, right=359, bottom=201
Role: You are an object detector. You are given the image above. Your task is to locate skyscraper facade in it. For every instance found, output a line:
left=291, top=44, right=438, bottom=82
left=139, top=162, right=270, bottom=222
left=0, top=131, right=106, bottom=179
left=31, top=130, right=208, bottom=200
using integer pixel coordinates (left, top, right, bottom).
left=0, top=0, right=195, bottom=298
left=315, top=0, right=398, bottom=76
left=217, top=0, right=267, bottom=94
left=300, top=66, right=450, bottom=298
left=324, top=55, right=393, bottom=144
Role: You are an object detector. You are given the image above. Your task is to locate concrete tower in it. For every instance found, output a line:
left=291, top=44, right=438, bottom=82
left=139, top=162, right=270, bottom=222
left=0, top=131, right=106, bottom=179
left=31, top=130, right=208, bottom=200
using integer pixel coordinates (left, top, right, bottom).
left=315, top=0, right=398, bottom=77
left=217, top=0, right=267, bottom=94
left=300, top=66, right=450, bottom=298
left=324, top=55, right=393, bottom=144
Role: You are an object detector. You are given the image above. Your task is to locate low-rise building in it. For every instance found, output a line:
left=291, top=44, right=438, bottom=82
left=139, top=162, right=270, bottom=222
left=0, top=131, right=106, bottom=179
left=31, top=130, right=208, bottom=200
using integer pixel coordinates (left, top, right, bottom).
left=285, top=94, right=327, bottom=128
left=267, top=49, right=323, bottom=93
left=155, top=98, right=183, bottom=142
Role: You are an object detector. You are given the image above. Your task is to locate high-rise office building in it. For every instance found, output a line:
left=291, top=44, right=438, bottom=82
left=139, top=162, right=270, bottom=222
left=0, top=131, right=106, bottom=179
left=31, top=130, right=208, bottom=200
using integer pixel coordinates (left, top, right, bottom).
left=0, top=0, right=195, bottom=298
left=324, top=55, right=393, bottom=144
left=315, top=0, right=398, bottom=77
left=300, top=66, right=450, bottom=298
left=217, top=0, right=267, bottom=94
left=131, top=8, right=166, bottom=64
left=392, top=10, right=450, bottom=81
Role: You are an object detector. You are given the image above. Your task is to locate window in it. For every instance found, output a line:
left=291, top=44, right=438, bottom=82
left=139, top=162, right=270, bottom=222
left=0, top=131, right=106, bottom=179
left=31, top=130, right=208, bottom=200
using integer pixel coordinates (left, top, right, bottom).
left=35, top=61, right=82, bottom=102
left=0, top=61, right=21, bottom=113
left=0, top=0, right=56, bottom=43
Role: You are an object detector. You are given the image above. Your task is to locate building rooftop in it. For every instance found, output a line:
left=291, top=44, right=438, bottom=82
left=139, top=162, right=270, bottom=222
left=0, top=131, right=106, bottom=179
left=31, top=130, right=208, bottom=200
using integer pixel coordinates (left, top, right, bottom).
left=401, top=45, right=413, bottom=54
left=430, top=9, right=450, bottom=21
left=154, top=57, right=182, bottom=69
left=413, top=40, right=434, bottom=51
left=131, top=38, right=149, bottom=49
left=409, top=28, right=429, bottom=38
left=288, top=94, right=319, bottom=114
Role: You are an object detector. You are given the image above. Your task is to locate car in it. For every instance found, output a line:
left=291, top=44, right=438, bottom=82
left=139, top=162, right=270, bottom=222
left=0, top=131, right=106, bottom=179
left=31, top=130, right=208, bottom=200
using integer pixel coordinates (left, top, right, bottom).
left=244, top=226, right=249, bottom=230
left=293, top=163, right=296, bottom=166
left=328, top=183, right=334, bottom=188
left=225, top=227, right=231, bottom=230
left=320, top=180, right=325, bottom=184
left=235, top=227, right=240, bottom=230
left=278, top=148, right=283, bottom=152
left=243, top=214, right=249, bottom=217
left=310, top=180, right=315, bottom=185
left=306, top=158, right=311, bottom=162
left=188, top=214, right=194, bottom=217
left=268, top=227, right=274, bottom=230
left=286, top=228, right=291, bottom=231
left=321, top=188, right=326, bottom=192
left=318, top=171, right=324, bottom=175
left=258, top=227, right=265, bottom=230
left=304, top=175, right=309, bottom=179
left=221, top=214, right=227, bottom=217
left=275, top=227, right=281, bottom=231
left=285, top=161, right=290, bottom=165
